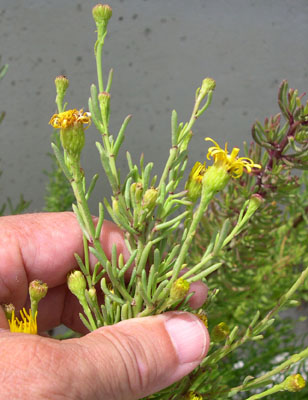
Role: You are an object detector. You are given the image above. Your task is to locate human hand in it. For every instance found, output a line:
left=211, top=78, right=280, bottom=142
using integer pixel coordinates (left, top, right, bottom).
left=0, top=212, right=209, bottom=400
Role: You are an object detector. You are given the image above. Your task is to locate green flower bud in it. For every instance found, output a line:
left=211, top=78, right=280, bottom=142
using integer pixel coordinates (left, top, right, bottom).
left=87, top=287, right=97, bottom=303
left=54, top=75, right=69, bottom=96
left=29, top=280, right=48, bottom=303
left=246, top=194, right=264, bottom=218
left=142, top=187, right=158, bottom=210
left=282, top=374, right=306, bottom=392
left=130, top=182, right=143, bottom=205
left=200, top=77, right=216, bottom=97
left=98, top=91, right=111, bottom=123
left=92, top=4, right=112, bottom=24
left=170, top=278, right=190, bottom=302
left=211, top=322, right=230, bottom=342
left=68, top=270, right=87, bottom=299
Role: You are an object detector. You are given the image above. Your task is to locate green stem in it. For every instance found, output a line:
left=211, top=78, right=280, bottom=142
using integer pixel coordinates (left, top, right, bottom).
left=170, top=187, right=215, bottom=284
left=95, top=29, right=105, bottom=92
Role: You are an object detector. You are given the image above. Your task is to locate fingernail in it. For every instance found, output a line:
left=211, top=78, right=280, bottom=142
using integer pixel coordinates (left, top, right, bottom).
left=163, top=312, right=208, bottom=364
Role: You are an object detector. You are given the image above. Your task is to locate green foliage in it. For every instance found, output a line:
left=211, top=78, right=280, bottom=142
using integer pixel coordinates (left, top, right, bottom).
left=46, top=7, right=308, bottom=400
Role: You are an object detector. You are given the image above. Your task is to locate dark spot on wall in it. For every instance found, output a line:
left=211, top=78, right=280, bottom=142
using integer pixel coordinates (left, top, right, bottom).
left=128, top=61, right=133, bottom=67
left=270, top=78, right=279, bottom=88
left=23, top=120, right=29, bottom=126
left=160, top=18, right=167, bottom=23
left=144, top=27, right=151, bottom=37
left=180, top=36, right=187, bottom=42
left=11, top=80, right=15, bottom=86
left=166, top=95, right=170, bottom=101
left=76, top=55, right=83, bottom=63
left=76, top=4, right=82, bottom=12
left=132, top=14, right=138, bottom=20
left=36, top=90, right=41, bottom=96
left=149, top=124, right=155, bottom=132
left=221, top=97, right=229, bottom=106
left=118, top=16, right=123, bottom=21
left=242, top=110, right=248, bottom=116
left=51, top=58, right=56, bottom=63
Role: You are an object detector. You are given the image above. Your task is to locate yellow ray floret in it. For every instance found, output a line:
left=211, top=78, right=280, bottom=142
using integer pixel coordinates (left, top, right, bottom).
left=205, top=137, right=261, bottom=178
left=9, top=308, right=37, bottom=335
left=189, top=161, right=206, bottom=184
left=49, top=109, right=91, bottom=130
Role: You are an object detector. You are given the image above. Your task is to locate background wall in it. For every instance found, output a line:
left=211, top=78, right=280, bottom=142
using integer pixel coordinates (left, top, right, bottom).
left=1, top=0, right=308, bottom=212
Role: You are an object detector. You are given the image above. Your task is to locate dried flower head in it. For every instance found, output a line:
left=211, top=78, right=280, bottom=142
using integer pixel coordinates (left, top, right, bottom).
left=49, top=109, right=91, bottom=130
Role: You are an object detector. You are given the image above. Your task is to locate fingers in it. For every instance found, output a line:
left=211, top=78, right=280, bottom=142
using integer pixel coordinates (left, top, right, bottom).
left=0, top=312, right=209, bottom=400
left=0, top=212, right=208, bottom=333
left=0, top=212, right=128, bottom=328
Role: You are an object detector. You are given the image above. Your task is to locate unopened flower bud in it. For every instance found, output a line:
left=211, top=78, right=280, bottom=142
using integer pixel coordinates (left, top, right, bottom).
left=200, top=77, right=216, bottom=98
left=87, top=287, right=97, bottom=303
left=55, top=75, right=69, bottom=96
left=142, top=187, right=158, bottom=210
left=92, top=4, right=112, bottom=24
left=98, top=92, right=111, bottom=124
left=282, top=374, right=306, bottom=392
left=130, top=182, right=143, bottom=204
left=170, top=278, right=190, bottom=302
left=29, top=280, right=48, bottom=303
left=68, top=270, right=87, bottom=299
left=211, top=322, right=230, bottom=342
left=2, top=303, right=15, bottom=320
left=246, top=194, right=264, bottom=217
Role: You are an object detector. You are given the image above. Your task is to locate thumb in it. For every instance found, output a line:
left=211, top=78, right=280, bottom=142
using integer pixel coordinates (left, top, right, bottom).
left=70, top=311, right=209, bottom=400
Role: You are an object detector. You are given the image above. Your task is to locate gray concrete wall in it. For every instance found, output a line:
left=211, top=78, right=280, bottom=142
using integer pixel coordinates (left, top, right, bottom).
left=1, top=0, right=307, bottom=212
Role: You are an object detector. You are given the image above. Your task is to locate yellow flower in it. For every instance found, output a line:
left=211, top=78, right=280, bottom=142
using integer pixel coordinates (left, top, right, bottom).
left=185, top=161, right=206, bottom=201
left=49, top=109, right=91, bottom=130
left=205, top=137, right=261, bottom=178
left=9, top=308, right=37, bottom=335
left=282, top=374, right=306, bottom=392
left=49, top=109, right=91, bottom=157
left=186, top=391, right=202, bottom=400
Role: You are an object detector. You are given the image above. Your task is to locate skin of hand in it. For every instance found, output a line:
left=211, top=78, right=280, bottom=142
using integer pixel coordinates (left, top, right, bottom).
left=0, top=212, right=209, bottom=400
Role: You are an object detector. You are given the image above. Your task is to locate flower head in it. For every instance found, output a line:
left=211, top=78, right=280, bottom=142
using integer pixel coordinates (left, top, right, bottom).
left=49, top=109, right=91, bottom=157
left=185, top=161, right=206, bottom=201
left=49, top=109, right=91, bottom=130
left=205, top=137, right=261, bottom=178
left=9, top=308, right=37, bottom=335
left=282, top=374, right=306, bottom=392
